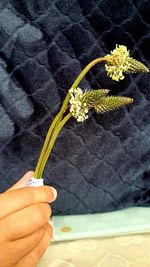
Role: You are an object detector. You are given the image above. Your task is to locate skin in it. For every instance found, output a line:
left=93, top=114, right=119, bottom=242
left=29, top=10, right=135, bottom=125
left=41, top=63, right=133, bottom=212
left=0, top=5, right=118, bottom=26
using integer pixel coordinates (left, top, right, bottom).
left=0, top=171, right=57, bottom=267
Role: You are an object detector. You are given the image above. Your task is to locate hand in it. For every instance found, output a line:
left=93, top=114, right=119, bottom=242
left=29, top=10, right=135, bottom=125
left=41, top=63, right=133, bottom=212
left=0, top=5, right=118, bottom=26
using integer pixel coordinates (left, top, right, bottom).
left=0, top=171, right=57, bottom=267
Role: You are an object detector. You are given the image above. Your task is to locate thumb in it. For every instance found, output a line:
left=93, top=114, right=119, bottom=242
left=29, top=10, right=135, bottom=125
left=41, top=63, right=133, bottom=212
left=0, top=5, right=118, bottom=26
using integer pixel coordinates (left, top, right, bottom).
left=7, top=171, right=35, bottom=191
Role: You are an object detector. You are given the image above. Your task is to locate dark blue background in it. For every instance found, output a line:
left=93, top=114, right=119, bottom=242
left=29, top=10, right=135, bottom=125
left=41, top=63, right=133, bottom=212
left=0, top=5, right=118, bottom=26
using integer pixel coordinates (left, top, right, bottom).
left=0, top=0, right=150, bottom=214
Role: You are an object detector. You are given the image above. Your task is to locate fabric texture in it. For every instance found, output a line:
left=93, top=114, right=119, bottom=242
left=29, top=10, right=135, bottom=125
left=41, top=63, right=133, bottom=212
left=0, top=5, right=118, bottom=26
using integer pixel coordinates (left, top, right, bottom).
left=0, top=0, right=150, bottom=214
left=37, top=233, right=150, bottom=267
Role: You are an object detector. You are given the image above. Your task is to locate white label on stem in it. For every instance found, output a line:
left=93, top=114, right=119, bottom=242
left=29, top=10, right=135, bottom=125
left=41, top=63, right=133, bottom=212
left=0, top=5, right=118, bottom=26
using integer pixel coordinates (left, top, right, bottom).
left=27, top=177, right=44, bottom=187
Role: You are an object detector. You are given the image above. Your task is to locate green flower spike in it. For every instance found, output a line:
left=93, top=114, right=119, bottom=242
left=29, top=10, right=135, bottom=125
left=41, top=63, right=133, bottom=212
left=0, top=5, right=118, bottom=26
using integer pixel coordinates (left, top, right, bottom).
left=82, top=89, right=110, bottom=108
left=92, top=96, right=133, bottom=113
left=69, top=87, right=133, bottom=122
left=105, top=45, right=149, bottom=81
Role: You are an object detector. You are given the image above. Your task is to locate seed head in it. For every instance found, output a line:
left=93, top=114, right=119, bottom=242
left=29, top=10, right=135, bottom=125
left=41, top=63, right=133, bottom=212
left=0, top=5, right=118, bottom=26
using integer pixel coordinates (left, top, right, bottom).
left=105, top=45, right=149, bottom=81
left=69, top=87, right=133, bottom=122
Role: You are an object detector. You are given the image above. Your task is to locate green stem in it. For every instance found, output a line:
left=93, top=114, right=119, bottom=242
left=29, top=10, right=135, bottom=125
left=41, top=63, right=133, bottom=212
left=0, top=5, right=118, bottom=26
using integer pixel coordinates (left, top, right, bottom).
left=34, top=57, right=105, bottom=178
left=62, top=57, right=106, bottom=113
left=38, top=112, right=72, bottom=178
left=34, top=112, right=63, bottom=178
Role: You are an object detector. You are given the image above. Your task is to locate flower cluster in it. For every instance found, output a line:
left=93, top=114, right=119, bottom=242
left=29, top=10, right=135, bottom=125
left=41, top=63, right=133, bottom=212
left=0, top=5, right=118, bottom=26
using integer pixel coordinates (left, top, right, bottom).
left=69, top=87, right=89, bottom=122
left=105, top=45, right=131, bottom=81
left=69, top=87, right=133, bottom=122
left=105, top=45, right=149, bottom=81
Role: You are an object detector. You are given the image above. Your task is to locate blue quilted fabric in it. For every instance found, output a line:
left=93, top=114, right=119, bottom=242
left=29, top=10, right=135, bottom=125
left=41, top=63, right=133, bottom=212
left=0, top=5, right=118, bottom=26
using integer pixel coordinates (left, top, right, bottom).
left=0, top=0, right=150, bottom=214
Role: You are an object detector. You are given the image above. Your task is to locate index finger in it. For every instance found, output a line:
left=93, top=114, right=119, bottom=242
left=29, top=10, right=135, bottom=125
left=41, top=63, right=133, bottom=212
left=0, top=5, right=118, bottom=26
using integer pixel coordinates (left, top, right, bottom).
left=0, top=186, right=57, bottom=219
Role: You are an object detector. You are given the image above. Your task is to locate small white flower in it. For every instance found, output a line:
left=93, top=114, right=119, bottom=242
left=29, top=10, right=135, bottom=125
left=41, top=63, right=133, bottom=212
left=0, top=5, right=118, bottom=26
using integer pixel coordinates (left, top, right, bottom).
left=69, top=87, right=89, bottom=122
left=105, top=44, right=149, bottom=81
left=105, top=45, right=131, bottom=81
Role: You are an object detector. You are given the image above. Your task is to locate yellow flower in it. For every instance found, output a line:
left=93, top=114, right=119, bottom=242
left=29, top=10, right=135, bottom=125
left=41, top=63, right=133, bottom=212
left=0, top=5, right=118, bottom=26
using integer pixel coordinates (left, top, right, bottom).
left=105, top=45, right=149, bottom=81
left=69, top=87, right=89, bottom=122
left=69, top=87, right=134, bottom=122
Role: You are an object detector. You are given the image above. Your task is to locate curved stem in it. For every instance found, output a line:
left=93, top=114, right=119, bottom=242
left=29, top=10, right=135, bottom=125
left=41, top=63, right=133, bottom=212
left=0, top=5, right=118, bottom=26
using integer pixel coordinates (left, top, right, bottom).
left=34, top=112, right=63, bottom=178
left=34, top=107, right=70, bottom=178
left=38, top=112, right=72, bottom=179
left=34, top=57, right=106, bottom=178
left=60, top=57, right=106, bottom=114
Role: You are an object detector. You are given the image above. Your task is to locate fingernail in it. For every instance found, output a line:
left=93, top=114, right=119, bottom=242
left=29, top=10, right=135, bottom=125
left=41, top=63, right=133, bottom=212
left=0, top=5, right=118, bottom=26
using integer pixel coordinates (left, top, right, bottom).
left=50, top=187, right=57, bottom=201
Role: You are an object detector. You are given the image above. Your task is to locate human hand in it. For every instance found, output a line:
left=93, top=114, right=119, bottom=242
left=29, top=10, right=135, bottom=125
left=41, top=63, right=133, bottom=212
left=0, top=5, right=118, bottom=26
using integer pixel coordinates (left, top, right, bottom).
left=0, top=171, right=57, bottom=267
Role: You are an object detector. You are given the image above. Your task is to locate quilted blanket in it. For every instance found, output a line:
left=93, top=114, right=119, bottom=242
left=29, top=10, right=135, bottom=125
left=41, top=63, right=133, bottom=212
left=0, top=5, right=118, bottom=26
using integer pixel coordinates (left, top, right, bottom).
left=0, top=0, right=150, bottom=215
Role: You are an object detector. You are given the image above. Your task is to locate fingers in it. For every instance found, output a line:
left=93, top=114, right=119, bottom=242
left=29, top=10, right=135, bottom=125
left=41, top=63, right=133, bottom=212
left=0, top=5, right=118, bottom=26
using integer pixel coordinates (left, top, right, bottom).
left=0, top=185, right=57, bottom=219
left=7, top=226, right=45, bottom=265
left=9, top=223, right=52, bottom=264
left=14, top=223, right=52, bottom=267
left=7, top=171, right=35, bottom=191
left=2, top=203, right=52, bottom=240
